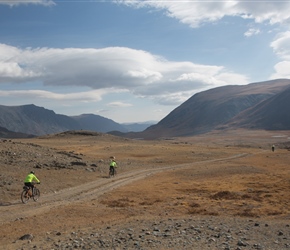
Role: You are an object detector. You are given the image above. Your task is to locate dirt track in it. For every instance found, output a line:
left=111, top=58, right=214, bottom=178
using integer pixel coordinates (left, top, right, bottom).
left=0, top=153, right=249, bottom=225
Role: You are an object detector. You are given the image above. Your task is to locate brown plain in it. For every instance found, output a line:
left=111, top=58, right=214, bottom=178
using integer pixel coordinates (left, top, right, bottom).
left=0, top=129, right=290, bottom=249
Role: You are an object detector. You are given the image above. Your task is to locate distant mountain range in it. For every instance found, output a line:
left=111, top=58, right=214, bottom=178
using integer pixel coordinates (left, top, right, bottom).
left=1, top=78, right=290, bottom=139
left=0, top=105, right=155, bottom=138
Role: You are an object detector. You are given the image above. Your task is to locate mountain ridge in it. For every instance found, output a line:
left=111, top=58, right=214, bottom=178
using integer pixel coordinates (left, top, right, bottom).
left=0, top=79, right=289, bottom=138
left=128, top=78, right=290, bottom=139
left=0, top=104, right=154, bottom=137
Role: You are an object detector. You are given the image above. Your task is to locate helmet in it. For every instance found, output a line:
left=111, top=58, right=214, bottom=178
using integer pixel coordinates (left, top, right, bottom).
left=30, top=171, right=35, bottom=174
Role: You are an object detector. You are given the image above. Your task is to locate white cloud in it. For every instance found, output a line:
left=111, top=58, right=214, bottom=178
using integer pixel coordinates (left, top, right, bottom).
left=244, top=28, right=261, bottom=37
left=270, top=31, right=290, bottom=79
left=271, top=31, right=290, bottom=60
left=155, top=92, right=193, bottom=106
left=107, top=102, right=133, bottom=108
left=0, top=0, right=55, bottom=6
left=0, top=43, right=249, bottom=106
left=0, top=89, right=108, bottom=102
left=116, top=0, right=290, bottom=27
left=125, top=68, right=162, bottom=83
left=116, top=0, right=290, bottom=86
left=270, top=61, right=290, bottom=79
left=214, top=72, right=249, bottom=85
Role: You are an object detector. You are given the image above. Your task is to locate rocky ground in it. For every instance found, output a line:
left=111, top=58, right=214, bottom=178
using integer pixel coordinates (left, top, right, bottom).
left=0, top=130, right=290, bottom=249
left=19, top=216, right=290, bottom=250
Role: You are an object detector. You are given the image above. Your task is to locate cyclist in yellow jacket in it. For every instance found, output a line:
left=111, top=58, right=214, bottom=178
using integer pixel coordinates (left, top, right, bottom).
left=24, top=171, right=40, bottom=194
left=109, top=157, right=117, bottom=176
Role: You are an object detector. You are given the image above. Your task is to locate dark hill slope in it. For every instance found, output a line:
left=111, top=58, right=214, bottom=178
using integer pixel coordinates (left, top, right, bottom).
left=0, top=104, right=80, bottom=136
left=0, top=126, right=35, bottom=138
left=71, top=114, right=127, bottom=133
left=138, top=79, right=290, bottom=139
left=0, top=105, right=129, bottom=136
left=225, top=85, right=290, bottom=130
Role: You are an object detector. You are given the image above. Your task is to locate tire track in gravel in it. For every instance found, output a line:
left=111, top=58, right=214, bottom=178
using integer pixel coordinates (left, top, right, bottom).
left=0, top=153, right=249, bottom=224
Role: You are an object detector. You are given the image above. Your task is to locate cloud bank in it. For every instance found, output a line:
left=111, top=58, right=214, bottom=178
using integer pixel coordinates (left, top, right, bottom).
left=1, top=0, right=290, bottom=110
left=116, top=0, right=290, bottom=27
left=0, top=0, right=54, bottom=6
left=271, top=31, right=290, bottom=79
left=0, top=44, right=249, bottom=106
left=116, top=0, right=290, bottom=81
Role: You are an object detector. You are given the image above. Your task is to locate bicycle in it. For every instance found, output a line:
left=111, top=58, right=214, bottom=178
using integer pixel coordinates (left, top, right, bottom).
left=109, top=166, right=117, bottom=178
left=21, top=183, right=40, bottom=204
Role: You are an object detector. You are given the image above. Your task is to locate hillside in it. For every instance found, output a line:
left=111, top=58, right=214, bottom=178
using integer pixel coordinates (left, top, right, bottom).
left=0, top=126, right=35, bottom=139
left=225, top=85, right=290, bottom=130
left=0, top=105, right=154, bottom=136
left=135, top=79, right=290, bottom=139
left=0, top=105, right=128, bottom=136
left=0, top=104, right=80, bottom=136
left=70, top=114, right=127, bottom=133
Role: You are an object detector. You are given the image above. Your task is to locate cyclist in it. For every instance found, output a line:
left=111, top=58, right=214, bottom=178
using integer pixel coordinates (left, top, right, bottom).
left=109, top=156, right=117, bottom=176
left=24, top=171, right=40, bottom=196
left=272, top=145, right=275, bottom=152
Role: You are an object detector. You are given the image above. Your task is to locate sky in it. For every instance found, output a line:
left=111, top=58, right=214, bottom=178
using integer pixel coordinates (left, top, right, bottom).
left=0, top=0, right=290, bottom=123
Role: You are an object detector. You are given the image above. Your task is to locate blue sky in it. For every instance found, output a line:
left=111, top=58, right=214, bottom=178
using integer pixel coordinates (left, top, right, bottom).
left=1, top=0, right=290, bottom=123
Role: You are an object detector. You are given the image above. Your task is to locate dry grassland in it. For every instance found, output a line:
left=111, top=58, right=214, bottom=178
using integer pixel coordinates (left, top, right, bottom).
left=0, top=129, right=289, bottom=249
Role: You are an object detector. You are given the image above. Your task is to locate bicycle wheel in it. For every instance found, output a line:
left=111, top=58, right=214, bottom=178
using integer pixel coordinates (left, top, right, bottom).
left=33, top=188, right=40, bottom=201
left=109, top=167, right=113, bottom=178
left=21, top=190, right=30, bottom=204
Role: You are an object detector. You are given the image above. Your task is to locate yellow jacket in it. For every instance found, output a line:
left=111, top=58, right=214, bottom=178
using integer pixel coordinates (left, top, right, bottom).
left=24, top=173, right=40, bottom=183
left=110, top=160, right=117, bottom=168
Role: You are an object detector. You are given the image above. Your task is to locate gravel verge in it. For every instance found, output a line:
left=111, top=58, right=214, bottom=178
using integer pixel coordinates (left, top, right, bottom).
left=16, top=216, right=290, bottom=250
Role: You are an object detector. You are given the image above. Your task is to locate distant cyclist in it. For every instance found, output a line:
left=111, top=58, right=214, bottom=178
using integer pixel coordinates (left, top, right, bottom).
left=272, top=145, right=275, bottom=152
left=109, top=156, right=117, bottom=177
left=24, top=171, right=40, bottom=195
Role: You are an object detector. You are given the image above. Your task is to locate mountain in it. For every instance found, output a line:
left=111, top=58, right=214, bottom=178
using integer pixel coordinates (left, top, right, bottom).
left=0, top=105, right=141, bottom=136
left=133, top=79, right=290, bottom=139
left=0, top=105, right=127, bottom=136
left=0, top=104, right=80, bottom=136
left=1, top=79, right=290, bottom=138
left=225, top=84, right=290, bottom=130
left=71, top=114, right=127, bottom=133
left=121, top=122, right=157, bottom=132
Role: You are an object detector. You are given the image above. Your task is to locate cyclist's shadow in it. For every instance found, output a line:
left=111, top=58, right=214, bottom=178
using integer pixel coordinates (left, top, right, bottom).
left=0, top=201, right=23, bottom=206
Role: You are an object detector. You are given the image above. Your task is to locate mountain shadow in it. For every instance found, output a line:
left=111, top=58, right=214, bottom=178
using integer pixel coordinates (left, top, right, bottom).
left=0, top=126, right=35, bottom=138
left=224, top=85, right=290, bottom=130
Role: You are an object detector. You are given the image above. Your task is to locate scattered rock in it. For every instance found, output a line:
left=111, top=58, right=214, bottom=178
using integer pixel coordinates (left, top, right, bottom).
left=19, top=234, right=33, bottom=240
left=26, top=217, right=289, bottom=249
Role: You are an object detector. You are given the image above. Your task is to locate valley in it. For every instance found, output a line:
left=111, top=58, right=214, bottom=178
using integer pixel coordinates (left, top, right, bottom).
left=0, top=129, right=290, bottom=249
